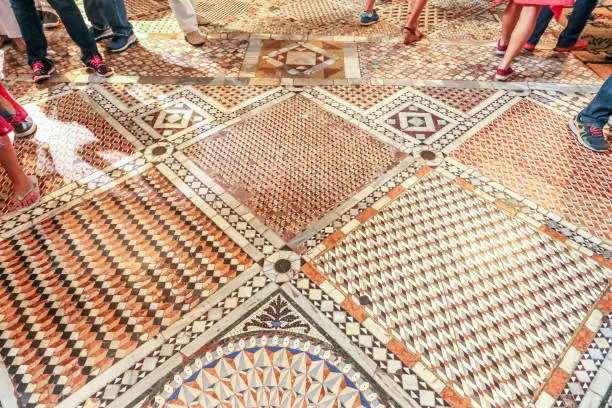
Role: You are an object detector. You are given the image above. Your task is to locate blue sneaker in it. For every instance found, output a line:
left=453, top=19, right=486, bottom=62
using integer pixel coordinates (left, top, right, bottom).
left=360, top=10, right=380, bottom=26
left=569, top=116, right=609, bottom=152
left=107, top=33, right=138, bottom=53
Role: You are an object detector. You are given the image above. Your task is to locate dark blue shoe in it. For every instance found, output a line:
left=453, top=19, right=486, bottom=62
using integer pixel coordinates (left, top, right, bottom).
left=107, top=33, right=138, bottom=53
left=569, top=116, right=609, bottom=152
left=360, top=10, right=380, bottom=26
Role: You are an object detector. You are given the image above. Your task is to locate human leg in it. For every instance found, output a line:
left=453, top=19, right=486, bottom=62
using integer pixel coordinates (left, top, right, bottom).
left=46, top=0, right=99, bottom=62
left=0, top=119, right=40, bottom=208
left=403, top=0, right=427, bottom=43
left=8, top=0, right=48, bottom=64
left=525, top=6, right=554, bottom=47
left=500, top=1, right=522, bottom=48
left=499, top=5, right=541, bottom=70
left=556, top=0, right=598, bottom=48
left=170, top=0, right=199, bottom=34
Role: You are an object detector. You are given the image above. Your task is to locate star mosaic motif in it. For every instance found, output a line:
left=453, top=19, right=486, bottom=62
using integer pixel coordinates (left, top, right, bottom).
left=0, top=1, right=610, bottom=408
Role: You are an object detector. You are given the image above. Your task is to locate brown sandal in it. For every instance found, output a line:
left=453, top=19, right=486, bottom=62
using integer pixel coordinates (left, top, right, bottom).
left=403, top=27, right=423, bottom=45
left=11, top=175, right=41, bottom=213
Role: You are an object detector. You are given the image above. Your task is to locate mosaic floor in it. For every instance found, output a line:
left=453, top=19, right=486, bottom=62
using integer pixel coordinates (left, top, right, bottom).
left=0, top=1, right=611, bottom=408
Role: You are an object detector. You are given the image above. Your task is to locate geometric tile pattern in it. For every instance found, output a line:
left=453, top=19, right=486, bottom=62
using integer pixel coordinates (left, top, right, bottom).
left=0, top=168, right=252, bottom=407
left=192, top=85, right=278, bottom=110
left=358, top=43, right=602, bottom=83
left=319, top=85, right=403, bottom=111
left=185, top=95, right=404, bottom=240
left=384, top=104, right=453, bottom=142
left=256, top=40, right=344, bottom=79
left=417, top=87, right=498, bottom=113
left=152, top=335, right=385, bottom=408
left=293, top=273, right=451, bottom=407
left=451, top=99, right=612, bottom=242
left=313, top=172, right=609, bottom=406
left=556, top=314, right=612, bottom=407
left=0, top=91, right=136, bottom=215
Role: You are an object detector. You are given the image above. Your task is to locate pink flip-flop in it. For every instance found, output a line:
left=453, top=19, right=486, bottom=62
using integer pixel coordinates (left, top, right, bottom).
left=11, top=175, right=41, bottom=213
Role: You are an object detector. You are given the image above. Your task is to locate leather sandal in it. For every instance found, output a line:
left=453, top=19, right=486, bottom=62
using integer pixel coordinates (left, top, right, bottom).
left=403, top=27, right=423, bottom=45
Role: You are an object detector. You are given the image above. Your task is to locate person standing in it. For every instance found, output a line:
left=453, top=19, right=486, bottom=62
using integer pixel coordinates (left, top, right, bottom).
left=9, top=0, right=113, bottom=83
left=523, top=0, right=597, bottom=52
left=403, top=0, right=427, bottom=44
left=83, top=0, right=137, bottom=53
left=493, top=0, right=574, bottom=81
left=169, top=0, right=210, bottom=46
left=569, top=75, right=611, bottom=152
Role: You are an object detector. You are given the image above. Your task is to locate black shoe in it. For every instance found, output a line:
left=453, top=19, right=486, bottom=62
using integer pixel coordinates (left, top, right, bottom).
left=85, top=54, right=114, bottom=77
left=12, top=116, right=37, bottom=138
left=31, top=59, right=55, bottom=83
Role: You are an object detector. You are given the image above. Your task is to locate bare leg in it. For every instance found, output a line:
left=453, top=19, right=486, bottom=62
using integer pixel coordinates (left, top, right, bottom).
left=364, top=0, right=376, bottom=13
left=500, top=5, right=542, bottom=69
left=500, top=1, right=521, bottom=47
left=0, top=133, right=37, bottom=206
left=404, top=0, right=427, bottom=29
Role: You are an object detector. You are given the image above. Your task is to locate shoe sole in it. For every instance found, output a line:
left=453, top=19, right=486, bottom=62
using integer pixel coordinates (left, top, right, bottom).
left=107, top=37, right=138, bottom=53
left=89, top=68, right=114, bottom=78
left=494, top=74, right=512, bottom=81
left=13, top=122, right=37, bottom=139
left=43, top=21, right=60, bottom=29
left=495, top=49, right=506, bottom=56
left=568, top=118, right=608, bottom=152
left=360, top=20, right=380, bottom=26
left=93, top=32, right=114, bottom=42
left=33, top=65, right=56, bottom=84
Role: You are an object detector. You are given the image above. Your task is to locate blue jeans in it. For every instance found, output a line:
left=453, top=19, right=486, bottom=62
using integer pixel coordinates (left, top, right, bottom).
left=579, top=76, right=612, bottom=128
left=527, top=0, right=598, bottom=47
left=9, top=0, right=99, bottom=65
left=83, top=0, right=133, bottom=38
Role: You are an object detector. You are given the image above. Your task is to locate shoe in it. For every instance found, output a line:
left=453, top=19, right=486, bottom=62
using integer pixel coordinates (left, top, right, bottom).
left=495, top=66, right=514, bottom=81
left=523, top=43, right=536, bottom=52
left=11, top=115, right=37, bottom=138
left=185, top=30, right=207, bottom=46
left=11, top=175, right=41, bottom=214
left=31, top=59, right=55, bottom=83
left=375, top=0, right=388, bottom=4
left=85, top=54, right=113, bottom=77
left=360, top=10, right=380, bottom=26
left=107, top=33, right=138, bottom=53
left=555, top=38, right=588, bottom=52
left=196, top=13, right=211, bottom=25
left=41, top=9, right=59, bottom=29
left=495, top=39, right=507, bottom=55
left=569, top=116, right=609, bottom=152
left=89, top=26, right=114, bottom=42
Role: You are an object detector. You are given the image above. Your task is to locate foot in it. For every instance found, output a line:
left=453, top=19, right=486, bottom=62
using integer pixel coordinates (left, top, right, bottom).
left=495, top=66, right=514, bottom=81
left=107, top=33, right=138, bottom=53
left=555, top=38, right=588, bottom=52
left=569, top=116, right=609, bottom=152
left=89, top=26, right=114, bottom=42
left=360, top=10, right=380, bottom=26
left=41, top=9, right=60, bottom=29
left=30, top=59, right=55, bottom=83
left=403, top=26, right=422, bottom=44
left=196, top=13, right=211, bottom=25
left=185, top=30, right=207, bottom=46
left=11, top=115, right=37, bottom=139
left=523, top=43, right=536, bottom=52
left=12, top=175, right=40, bottom=212
left=85, top=54, right=113, bottom=77
left=495, top=39, right=507, bottom=55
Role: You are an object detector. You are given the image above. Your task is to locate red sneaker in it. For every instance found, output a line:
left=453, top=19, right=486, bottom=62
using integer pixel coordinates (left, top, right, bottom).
left=523, top=43, right=536, bottom=52
left=495, top=39, right=507, bottom=55
left=495, top=66, right=514, bottom=81
left=555, top=38, right=588, bottom=52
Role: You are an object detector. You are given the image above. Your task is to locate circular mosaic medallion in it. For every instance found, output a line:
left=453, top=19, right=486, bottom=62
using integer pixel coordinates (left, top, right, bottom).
left=155, top=336, right=383, bottom=408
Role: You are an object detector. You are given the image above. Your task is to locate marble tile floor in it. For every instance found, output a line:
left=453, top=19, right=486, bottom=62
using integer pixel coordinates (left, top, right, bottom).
left=0, top=1, right=611, bottom=408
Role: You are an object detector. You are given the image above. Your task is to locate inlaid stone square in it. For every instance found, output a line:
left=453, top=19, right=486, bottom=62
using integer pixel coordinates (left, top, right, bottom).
left=186, top=95, right=404, bottom=240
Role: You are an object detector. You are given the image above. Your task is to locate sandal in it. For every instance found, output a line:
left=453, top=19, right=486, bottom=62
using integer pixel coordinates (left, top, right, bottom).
left=403, top=27, right=423, bottom=45
left=11, top=175, right=41, bottom=213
